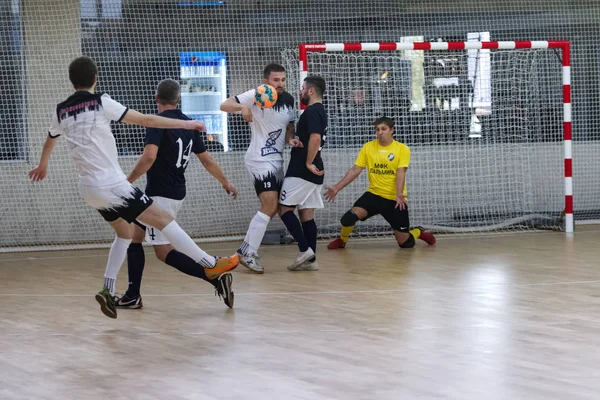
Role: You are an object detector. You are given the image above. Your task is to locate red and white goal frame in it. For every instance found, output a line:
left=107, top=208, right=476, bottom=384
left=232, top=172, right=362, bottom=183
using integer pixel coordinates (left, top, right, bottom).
left=298, top=41, right=573, bottom=233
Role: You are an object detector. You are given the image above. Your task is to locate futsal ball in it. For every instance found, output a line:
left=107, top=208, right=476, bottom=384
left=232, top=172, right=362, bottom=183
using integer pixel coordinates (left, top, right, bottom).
left=254, top=84, right=278, bottom=108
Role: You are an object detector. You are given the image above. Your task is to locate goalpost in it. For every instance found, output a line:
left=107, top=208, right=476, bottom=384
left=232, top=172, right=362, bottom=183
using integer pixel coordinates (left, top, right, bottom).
left=1, top=30, right=573, bottom=251
left=286, top=41, right=572, bottom=235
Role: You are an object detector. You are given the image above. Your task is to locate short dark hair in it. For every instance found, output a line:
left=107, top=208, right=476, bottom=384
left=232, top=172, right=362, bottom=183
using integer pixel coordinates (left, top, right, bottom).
left=263, top=63, right=286, bottom=80
left=69, top=56, right=98, bottom=89
left=304, top=75, right=326, bottom=97
left=156, top=79, right=181, bottom=106
left=373, top=116, right=395, bottom=129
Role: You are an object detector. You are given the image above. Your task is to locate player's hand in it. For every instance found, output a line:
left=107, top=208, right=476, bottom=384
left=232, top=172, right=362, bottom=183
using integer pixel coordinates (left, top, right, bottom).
left=306, top=163, right=324, bottom=176
left=223, top=182, right=238, bottom=200
left=187, top=120, right=207, bottom=132
left=289, top=138, right=304, bottom=148
left=324, top=185, right=339, bottom=202
left=28, top=165, right=48, bottom=182
left=241, top=105, right=253, bottom=123
left=395, top=194, right=408, bottom=210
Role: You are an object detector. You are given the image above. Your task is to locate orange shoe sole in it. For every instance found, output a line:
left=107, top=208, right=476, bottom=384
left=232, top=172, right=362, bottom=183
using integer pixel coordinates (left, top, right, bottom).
left=205, top=254, right=240, bottom=280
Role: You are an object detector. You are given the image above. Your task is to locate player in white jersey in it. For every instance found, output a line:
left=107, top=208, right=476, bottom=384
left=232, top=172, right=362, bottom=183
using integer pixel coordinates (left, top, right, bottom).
left=28, top=56, right=239, bottom=319
left=220, top=63, right=298, bottom=273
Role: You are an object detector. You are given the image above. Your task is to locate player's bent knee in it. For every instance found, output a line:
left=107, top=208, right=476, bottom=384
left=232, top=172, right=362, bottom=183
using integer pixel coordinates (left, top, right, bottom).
left=350, top=207, right=368, bottom=221
left=340, top=210, right=359, bottom=227
left=278, top=205, right=294, bottom=217
left=109, top=218, right=134, bottom=240
left=259, top=193, right=279, bottom=217
left=299, top=208, right=314, bottom=222
left=261, top=203, right=279, bottom=218
left=132, top=225, right=146, bottom=243
left=398, top=233, right=415, bottom=248
left=154, top=245, right=173, bottom=263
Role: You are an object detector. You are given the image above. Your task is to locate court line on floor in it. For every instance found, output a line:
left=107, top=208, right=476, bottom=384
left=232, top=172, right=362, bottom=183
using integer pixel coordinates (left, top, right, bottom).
left=2, top=279, right=600, bottom=297
left=2, top=228, right=592, bottom=263
left=0, top=248, right=241, bottom=263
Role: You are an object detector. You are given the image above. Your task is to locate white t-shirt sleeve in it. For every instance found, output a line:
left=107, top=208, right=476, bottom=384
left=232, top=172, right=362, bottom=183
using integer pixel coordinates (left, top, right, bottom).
left=48, top=112, right=63, bottom=138
left=101, top=93, right=129, bottom=122
left=288, top=108, right=297, bottom=124
left=235, top=89, right=255, bottom=107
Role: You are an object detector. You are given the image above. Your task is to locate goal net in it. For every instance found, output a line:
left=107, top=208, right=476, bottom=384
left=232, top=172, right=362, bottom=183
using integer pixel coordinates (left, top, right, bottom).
left=283, top=41, right=571, bottom=237
left=1, top=0, right=578, bottom=252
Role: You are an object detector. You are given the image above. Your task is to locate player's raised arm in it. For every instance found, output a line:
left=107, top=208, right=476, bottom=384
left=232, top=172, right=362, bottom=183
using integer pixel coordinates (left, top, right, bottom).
left=121, top=109, right=206, bottom=132
left=128, top=121, right=164, bottom=184
left=220, top=96, right=253, bottom=122
left=127, top=144, right=158, bottom=184
left=219, top=97, right=245, bottom=113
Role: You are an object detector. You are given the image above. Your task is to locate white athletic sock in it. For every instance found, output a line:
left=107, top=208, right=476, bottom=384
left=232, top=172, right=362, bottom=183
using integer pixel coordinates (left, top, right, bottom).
left=239, top=211, right=271, bottom=255
left=104, top=277, right=116, bottom=296
left=161, top=221, right=216, bottom=268
left=104, top=236, right=132, bottom=295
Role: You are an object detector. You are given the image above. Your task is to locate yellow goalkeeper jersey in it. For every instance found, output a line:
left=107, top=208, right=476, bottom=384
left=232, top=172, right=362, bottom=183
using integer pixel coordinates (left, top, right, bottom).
left=354, top=140, right=410, bottom=201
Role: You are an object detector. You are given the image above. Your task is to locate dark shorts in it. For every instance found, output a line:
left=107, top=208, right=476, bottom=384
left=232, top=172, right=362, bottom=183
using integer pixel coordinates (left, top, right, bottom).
left=98, top=186, right=154, bottom=224
left=353, top=191, right=410, bottom=233
left=253, top=171, right=283, bottom=196
left=247, top=160, right=284, bottom=196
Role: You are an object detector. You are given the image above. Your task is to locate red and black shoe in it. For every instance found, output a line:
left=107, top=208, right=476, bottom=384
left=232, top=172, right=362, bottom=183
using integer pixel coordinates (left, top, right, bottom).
left=327, top=237, right=346, bottom=249
left=415, top=227, right=436, bottom=245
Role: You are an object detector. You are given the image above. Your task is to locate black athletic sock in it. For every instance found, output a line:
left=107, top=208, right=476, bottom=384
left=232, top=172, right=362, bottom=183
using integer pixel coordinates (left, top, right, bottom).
left=165, top=250, right=216, bottom=287
left=302, top=219, right=317, bottom=262
left=281, top=211, right=309, bottom=252
left=126, top=243, right=145, bottom=297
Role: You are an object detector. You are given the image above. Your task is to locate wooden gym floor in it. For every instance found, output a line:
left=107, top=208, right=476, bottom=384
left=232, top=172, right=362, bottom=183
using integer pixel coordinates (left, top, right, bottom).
left=1, top=229, right=600, bottom=400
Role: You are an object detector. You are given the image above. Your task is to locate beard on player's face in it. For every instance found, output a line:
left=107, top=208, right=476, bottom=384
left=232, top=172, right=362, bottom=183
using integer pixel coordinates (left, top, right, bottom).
left=300, top=93, right=310, bottom=105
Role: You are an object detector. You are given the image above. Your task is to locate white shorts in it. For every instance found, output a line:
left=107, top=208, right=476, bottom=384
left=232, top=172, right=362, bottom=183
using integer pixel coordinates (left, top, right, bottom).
left=79, top=180, right=153, bottom=223
left=245, top=159, right=284, bottom=195
left=279, top=177, right=324, bottom=210
left=144, top=196, right=184, bottom=245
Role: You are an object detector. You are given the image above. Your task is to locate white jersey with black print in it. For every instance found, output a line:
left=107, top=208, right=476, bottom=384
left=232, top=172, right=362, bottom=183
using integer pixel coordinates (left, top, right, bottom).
left=235, top=89, right=295, bottom=163
left=49, top=91, right=129, bottom=187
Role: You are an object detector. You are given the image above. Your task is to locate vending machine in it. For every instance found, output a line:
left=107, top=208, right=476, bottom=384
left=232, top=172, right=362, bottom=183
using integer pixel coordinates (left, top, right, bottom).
left=179, top=51, right=228, bottom=151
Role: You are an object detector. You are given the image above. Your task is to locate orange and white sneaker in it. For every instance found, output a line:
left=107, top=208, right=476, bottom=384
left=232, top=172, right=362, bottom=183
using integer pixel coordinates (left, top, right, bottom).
left=327, top=237, right=346, bottom=250
left=204, top=254, right=240, bottom=280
